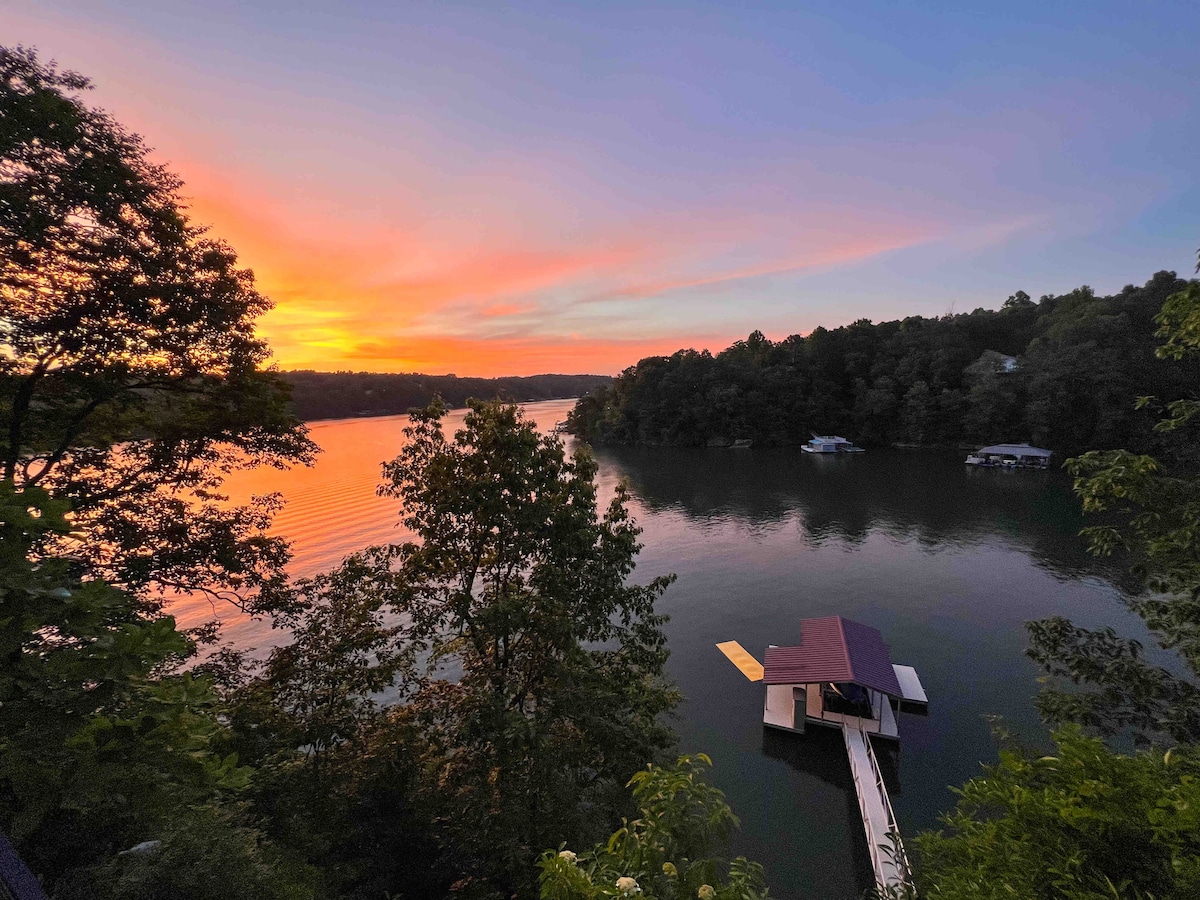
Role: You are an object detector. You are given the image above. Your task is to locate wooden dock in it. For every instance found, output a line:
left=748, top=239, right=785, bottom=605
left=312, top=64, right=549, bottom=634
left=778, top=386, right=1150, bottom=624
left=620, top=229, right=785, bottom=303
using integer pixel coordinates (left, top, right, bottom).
left=716, top=622, right=924, bottom=895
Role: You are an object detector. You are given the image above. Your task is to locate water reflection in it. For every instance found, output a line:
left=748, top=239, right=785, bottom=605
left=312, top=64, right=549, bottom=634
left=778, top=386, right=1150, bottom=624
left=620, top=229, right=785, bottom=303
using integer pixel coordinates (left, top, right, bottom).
left=592, top=445, right=1126, bottom=584
left=574, top=440, right=1152, bottom=899
left=759, top=728, right=874, bottom=898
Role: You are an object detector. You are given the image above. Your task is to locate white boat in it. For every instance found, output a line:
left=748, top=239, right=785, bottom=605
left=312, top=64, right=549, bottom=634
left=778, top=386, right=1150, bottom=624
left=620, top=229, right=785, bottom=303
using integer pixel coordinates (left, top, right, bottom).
left=802, top=435, right=864, bottom=454
left=965, top=442, right=1051, bottom=469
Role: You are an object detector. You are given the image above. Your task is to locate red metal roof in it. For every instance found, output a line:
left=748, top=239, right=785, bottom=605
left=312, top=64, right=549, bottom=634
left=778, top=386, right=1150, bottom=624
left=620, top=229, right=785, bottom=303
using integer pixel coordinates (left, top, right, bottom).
left=762, top=616, right=903, bottom=696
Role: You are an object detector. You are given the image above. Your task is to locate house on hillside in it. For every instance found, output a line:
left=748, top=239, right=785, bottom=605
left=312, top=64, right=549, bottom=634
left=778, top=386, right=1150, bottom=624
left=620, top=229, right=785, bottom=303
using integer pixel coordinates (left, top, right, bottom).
left=966, top=350, right=1020, bottom=380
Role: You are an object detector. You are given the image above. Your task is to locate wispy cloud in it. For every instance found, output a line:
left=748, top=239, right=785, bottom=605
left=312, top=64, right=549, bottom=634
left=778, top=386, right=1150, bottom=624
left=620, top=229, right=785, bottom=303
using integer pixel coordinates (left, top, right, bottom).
left=9, top=3, right=1166, bottom=375
left=170, top=154, right=955, bottom=372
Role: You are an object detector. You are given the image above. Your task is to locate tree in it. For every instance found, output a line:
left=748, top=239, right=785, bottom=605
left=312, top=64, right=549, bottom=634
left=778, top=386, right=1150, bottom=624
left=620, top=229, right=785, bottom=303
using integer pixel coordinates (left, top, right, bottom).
left=376, top=398, right=678, bottom=896
left=568, top=273, right=1198, bottom=454
left=244, top=549, right=414, bottom=770
left=279, top=371, right=613, bottom=422
left=912, top=254, right=1200, bottom=900
left=913, top=728, right=1200, bottom=900
left=1028, top=251, right=1200, bottom=746
left=0, top=46, right=317, bottom=897
left=67, top=807, right=317, bottom=900
left=0, top=482, right=313, bottom=898
left=219, top=551, right=439, bottom=900
left=1002, top=290, right=1034, bottom=310
left=218, top=399, right=676, bottom=898
left=0, top=46, right=314, bottom=613
left=537, top=755, right=769, bottom=900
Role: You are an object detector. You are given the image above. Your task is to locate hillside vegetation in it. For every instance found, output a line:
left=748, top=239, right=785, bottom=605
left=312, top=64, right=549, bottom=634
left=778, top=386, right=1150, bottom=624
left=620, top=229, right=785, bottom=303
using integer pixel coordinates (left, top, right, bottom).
left=281, top=371, right=611, bottom=421
left=568, top=273, right=1200, bottom=459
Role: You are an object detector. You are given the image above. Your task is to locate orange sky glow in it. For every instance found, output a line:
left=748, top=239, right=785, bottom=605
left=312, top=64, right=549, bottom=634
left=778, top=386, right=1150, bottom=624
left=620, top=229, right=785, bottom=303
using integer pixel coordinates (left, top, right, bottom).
left=12, top=3, right=1187, bottom=377
left=178, top=159, right=939, bottom=375
left=0, top=11, right=960, bottom=377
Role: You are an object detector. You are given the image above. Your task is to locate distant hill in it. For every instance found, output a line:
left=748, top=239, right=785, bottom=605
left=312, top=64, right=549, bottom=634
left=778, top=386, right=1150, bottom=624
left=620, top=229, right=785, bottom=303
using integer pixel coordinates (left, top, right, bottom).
left=279, top=371, right=612, bottom=421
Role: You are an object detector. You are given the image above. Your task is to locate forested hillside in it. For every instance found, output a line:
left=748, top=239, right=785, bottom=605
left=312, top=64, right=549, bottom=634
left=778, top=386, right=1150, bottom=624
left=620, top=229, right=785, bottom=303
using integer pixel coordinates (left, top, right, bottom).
left=568, top=272, right=1200, bottom=458
left=281, top=371, right=611, bottom=420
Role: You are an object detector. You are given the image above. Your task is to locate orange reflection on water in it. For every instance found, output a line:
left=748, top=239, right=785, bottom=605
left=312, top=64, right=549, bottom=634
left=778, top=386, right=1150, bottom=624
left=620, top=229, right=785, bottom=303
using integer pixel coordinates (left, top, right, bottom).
left=170, top=399, right=580, bottom=654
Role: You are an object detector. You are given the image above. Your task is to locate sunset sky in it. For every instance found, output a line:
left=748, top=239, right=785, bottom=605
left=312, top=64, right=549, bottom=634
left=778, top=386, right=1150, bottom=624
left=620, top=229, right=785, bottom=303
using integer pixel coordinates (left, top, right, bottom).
left=6, top=1, right=1198, bottom=376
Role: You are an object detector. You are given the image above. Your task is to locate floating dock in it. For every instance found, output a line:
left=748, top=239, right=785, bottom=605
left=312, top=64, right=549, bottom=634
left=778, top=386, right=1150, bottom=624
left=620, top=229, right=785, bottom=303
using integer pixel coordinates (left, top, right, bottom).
left=718, top=617, right=926, bottom=894
left=716, top=640, right=764, bottom=681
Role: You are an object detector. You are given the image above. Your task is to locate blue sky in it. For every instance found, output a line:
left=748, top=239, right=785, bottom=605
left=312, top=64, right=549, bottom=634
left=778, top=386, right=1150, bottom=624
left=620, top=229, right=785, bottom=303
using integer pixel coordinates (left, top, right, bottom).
left=6, top=0, right=1197, bottom=373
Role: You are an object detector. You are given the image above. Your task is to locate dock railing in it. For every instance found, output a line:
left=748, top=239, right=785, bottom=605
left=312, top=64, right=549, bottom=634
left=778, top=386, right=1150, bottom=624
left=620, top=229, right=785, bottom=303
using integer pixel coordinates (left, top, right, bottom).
left=842, top=715, right=914, bottom=895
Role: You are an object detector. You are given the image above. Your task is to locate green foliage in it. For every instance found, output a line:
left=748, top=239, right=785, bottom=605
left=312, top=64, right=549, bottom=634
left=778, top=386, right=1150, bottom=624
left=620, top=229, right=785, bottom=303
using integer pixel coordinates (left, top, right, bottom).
left=0, top=45, right=314, bottom=612
left=1027, top=617, right=1200, bottom=747
left=378, top=398, right=674, bottom=686
left=537, top=755, right=769, bottom=900
left=0, top=482, right=310, bottom=896
left=568, top=273, right=1200, bottom=456
left=1, top=46, right=317, bottom=897
left=1, top=57, right=628, bottom=889
left=250, top=549, right=414, bottom=767
left=1154, top=249, right=1200, bottom=361
left=922, top=252, right=1200, bottom=900
left=225, top=398, right=678, bottom=898
left=1025, top=259, right=1200, bottom=747
left=914, top=728, right=1200, bottom=900
left=65, top=806, right=317, bottom=900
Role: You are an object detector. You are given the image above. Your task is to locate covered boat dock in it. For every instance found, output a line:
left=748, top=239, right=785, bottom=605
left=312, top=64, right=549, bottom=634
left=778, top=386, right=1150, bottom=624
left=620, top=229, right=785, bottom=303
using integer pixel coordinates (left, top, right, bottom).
left=802, top=435, right=865, bottom=454
left=717, top=616, right=927, bottom=894
left=965, top=442, right=1052, bottom=468
left=760, top=616, right=925, bottom=738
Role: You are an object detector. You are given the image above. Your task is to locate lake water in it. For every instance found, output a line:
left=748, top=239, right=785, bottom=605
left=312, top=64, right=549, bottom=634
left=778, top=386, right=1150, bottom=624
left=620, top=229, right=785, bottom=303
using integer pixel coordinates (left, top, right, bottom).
left=201, top=398, right=1150, bottom=899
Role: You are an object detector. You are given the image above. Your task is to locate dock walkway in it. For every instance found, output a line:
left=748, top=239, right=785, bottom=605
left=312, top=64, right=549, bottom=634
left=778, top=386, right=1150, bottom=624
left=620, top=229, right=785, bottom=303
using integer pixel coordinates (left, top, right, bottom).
left=842, top=719, right=912, bottom=894
left=714, top=632, right=923, bottom=895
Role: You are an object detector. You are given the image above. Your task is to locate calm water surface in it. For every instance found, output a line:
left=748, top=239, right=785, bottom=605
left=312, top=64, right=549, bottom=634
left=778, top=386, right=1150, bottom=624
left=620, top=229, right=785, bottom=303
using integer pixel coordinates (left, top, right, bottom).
left=203, top=399, right=1149, bottom=899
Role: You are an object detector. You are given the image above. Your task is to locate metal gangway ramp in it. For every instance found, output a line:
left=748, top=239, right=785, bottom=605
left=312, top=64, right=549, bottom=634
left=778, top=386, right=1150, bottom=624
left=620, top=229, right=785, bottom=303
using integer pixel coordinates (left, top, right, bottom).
left=842, top=719, right=913, bottom=894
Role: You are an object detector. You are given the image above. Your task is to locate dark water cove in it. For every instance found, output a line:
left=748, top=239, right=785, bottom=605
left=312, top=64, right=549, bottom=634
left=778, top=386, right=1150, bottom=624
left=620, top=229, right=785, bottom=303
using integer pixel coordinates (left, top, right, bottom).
left=216, top=400, right=1152, bottom=899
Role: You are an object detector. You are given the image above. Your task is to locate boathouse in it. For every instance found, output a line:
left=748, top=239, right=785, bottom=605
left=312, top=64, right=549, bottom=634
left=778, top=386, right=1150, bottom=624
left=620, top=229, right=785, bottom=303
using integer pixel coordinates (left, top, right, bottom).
left=716, top=616, right=928, bottom=893
left=761, top=616, right=925, bottom=737
left=965, top=442, right=1052, bottom=468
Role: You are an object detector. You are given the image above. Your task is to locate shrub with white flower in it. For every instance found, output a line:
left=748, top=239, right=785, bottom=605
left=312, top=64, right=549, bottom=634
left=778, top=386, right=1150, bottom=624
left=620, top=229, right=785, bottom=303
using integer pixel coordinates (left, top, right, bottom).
left=536, top=758, right=769, bottom=900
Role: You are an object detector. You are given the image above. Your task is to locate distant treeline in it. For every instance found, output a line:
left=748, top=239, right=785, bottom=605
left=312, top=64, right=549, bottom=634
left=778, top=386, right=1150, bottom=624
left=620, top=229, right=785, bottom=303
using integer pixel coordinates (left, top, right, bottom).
left=568, top=271, right=1200, bottom=459
left=280, top=371, right=612, bottom=421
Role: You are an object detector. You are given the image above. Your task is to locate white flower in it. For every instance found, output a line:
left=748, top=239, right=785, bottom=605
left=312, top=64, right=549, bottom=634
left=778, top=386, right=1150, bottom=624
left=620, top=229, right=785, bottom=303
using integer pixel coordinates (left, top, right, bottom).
left=698, top=886, right=716, bottom=900
left=616, top=876, right=641, bottom=895
left=118, top=840, right=162, bottom=857
left=558, top=850, right=577, bottom=864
